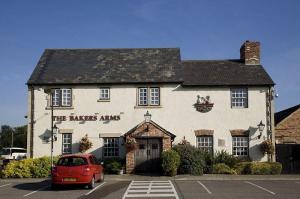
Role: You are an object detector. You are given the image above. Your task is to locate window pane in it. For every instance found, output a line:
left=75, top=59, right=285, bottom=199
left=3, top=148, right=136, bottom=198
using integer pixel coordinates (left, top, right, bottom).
left=150, top=88, right=160, bottom=105
left=232, top=136, right=248, bottom=157
left=197, top=136, right=213, bottom=155
left=100, top=88, right=110, bottom=100
left=61, top=89, right=72, bottom=106
left=138, top=88, right=148, bottom=105
left=103, top=137, right=119, bottom=157
left=62, top=133, right=72, bottom=154
left=231, top=88, right=248, bottom=108
left=52, top=89, right=61, bottom=106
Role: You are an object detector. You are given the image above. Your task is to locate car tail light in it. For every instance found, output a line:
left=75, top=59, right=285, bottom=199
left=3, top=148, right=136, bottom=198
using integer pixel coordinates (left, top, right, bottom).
left=82, top=166, right=91, bottom=176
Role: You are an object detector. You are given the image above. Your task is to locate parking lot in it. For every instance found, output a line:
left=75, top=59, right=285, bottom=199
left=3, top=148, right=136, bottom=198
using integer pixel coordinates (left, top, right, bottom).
left=1, top=178, right=300, bottom=199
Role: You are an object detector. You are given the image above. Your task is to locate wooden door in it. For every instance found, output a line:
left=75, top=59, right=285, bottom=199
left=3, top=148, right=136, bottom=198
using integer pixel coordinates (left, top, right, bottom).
left=135, top=138, right=162, bottom=173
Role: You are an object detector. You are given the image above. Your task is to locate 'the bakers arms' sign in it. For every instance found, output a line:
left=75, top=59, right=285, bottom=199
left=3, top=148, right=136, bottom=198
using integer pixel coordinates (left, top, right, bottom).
left=53, top=115, right=120, bottom=121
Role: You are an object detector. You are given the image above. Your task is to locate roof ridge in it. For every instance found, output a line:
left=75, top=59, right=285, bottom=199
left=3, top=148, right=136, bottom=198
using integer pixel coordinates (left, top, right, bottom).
left=45, top=47, right=180, bottom=50
left=182, top=59, right=242, bottom=62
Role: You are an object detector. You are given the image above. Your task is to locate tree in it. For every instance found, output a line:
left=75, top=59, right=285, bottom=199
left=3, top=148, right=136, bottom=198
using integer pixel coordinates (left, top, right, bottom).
left=79, top=134, right=93, bottom=153
left=0, top=125, right=27, bottom=150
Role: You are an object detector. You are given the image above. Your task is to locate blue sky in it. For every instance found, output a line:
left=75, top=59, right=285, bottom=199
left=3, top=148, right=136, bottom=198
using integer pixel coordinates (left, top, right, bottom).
left=0, top=0, right=299, bottom=127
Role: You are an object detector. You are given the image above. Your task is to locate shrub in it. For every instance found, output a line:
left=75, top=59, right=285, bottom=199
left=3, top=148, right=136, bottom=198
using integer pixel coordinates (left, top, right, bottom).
left=202, top=151, right=214, bottom=174
left=173, top=144, right=204, bottom=175
left=214, top=150, right=239, bottom=168
left=235, top=162, right=282, bottom=175
left=260, top=140, right=275, bottom=155
left=103, top=158, right=125, bottom=174
left=213, top=163, right=236, bottom=174
left=161, top=150, right=180, bottom=176
left=2, top=156, right=59, bottom=178
left=79, top=134, right=93, bottom=153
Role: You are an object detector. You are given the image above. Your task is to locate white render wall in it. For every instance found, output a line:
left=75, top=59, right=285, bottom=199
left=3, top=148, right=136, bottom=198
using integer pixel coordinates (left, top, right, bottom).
left=28, top=84, right=269, bottom=161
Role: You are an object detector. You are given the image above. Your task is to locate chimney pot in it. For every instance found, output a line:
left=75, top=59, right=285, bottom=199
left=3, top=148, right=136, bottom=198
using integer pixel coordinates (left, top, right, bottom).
left=240, top=41, right=260, bottom=65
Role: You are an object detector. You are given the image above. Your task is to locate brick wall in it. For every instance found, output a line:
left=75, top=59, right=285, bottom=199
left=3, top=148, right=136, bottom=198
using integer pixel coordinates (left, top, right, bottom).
left=240, top=41, right=260, bottom=65
left=275, top=108, right=300, bottom=144
left=125, top=122, right=173, bottom=173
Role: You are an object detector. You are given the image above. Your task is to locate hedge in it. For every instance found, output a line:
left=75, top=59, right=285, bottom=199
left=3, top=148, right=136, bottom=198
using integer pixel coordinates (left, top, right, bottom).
left=212, top=163, right=236, bottom=174
left=2, top=156, right=59, bottom=178
left=161, top=150, right=180, bottom=176
left=235, top=162, right=282, bottom=175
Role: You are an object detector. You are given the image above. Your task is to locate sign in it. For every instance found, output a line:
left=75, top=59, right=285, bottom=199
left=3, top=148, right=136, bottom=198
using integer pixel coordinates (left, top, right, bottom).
left=53, top=115, right=121, bottom=122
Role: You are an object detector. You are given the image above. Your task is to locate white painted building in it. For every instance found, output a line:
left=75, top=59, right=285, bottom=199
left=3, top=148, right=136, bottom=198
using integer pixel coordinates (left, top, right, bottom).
left=27, top=41, right=275, bottom=173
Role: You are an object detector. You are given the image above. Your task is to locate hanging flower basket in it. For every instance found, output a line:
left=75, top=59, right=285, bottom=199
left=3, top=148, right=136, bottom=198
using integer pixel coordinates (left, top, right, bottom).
left=125, top=137, right=138, bottom=151
left=194, top=103, right=214, bottom=113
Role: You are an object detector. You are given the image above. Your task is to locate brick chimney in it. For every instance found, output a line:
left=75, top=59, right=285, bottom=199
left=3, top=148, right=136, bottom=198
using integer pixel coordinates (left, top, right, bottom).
left=240, top=41, right=260, bottom=65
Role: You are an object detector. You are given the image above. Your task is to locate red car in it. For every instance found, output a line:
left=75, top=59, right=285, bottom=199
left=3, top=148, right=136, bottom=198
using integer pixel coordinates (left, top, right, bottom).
left=51, top=154, right=104, bottom=189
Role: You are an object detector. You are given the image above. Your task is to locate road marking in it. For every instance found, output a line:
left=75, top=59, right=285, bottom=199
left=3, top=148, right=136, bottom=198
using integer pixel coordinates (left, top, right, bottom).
left=245, top=181, right=275, bottom=195
left=24, top=185, right=50, bottom=197
left=85, top=182, right=106, bottom=195
left=122, top=180, right=179, bottom=199
left=197, top=181, right=212, bottom=194
left=0, top=183, right=11, bottom=188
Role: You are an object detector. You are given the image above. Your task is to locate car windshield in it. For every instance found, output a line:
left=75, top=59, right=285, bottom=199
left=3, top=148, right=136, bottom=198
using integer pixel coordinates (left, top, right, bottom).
left=0, top=149, right=11, bottom=155
left=57, top=157, right=88, bottom=166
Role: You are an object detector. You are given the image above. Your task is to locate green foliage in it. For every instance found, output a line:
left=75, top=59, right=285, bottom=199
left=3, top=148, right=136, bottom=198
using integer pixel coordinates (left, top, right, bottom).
left=0, top=125, right=27, bottom=149
left=260, top=140, right=275, bottom=155
left=103, top=158, right=125, bottom=174
left=161, top=150, right=180, bottom=176
left=213, top=163, right=236, bottom=174
left=173, top=144, right=204, bottom=175
left=214, top=150, right=239, bottom=168
left=2, top=156, right=59, bottom=178
left=235, top=162, right=282, bottom=175
left=79, top=134, right=93, bottom=153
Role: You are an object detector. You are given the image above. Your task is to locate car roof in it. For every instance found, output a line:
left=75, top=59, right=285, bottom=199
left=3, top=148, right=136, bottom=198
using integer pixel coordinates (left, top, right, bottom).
left=59, top=153, right=94, bottom=158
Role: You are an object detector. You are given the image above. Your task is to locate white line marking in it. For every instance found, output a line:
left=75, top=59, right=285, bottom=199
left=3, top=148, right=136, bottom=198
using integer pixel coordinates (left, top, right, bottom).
left=245, top=181, right=275, bottom=195
left=0, top=183, right=11, bottom=188
left=85, top=182, right=106, bottom=195
left=23, top=185, right=50, bottom=197
left=197, top=181, right=212, bottom=194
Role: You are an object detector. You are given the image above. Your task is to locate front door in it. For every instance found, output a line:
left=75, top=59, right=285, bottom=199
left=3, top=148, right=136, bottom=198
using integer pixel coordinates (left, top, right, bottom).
left=135, top=138, right=162, bottom=173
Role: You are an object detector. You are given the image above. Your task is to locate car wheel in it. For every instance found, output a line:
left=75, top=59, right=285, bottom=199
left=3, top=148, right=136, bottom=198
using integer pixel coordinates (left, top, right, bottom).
left=51, top=183, right=58, bottom=190
left=88, top=176, right=95, bottom=189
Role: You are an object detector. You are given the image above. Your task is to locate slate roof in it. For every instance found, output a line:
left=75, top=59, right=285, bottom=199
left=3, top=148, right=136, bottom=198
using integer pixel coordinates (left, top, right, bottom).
left=27, top=48, right=274, bottom=86
left=275, top=104, right=300, bottom=125
left=182, top=60, right=274, bottom=86
left=27, top=48, right=183, bottom=85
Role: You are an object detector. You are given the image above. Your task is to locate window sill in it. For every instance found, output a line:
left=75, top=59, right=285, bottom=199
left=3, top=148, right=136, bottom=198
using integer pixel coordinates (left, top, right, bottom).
left=134, top=105, right=163, bottom=109
left=45, top=106, right=74, bottom=110
left=97, top=99, right=110, bottom=102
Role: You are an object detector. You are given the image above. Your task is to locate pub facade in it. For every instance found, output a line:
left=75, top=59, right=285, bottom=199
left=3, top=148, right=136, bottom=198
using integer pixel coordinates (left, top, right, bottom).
left=27, top=41, right=275, bottom=173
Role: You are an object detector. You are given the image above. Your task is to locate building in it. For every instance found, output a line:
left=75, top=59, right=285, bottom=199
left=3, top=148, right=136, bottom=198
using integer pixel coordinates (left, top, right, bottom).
left=275, top=104, right=300, bottom=173
left=27, top=41, right=275, bottom=173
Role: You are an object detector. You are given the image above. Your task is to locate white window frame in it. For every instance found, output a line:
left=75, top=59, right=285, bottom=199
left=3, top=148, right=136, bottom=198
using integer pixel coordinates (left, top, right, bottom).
left=197, top=136, right=213, bottom=154
left=232, top=136, right=249, bottom=157
left=51, top=88, right=72, bottom=107
left=62, top=133, right=72, bottom=154
left=99, top=87, right=110, bottom=100
left=103, top=137, right=119, bottom=157
left=138, top=87, right=160, bottom=106
left=231, top=88, right=248, bottom=108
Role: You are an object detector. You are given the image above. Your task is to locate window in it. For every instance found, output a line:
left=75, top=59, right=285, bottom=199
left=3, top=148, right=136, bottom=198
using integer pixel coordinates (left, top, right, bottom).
left=99, top=88, right=110, bottom=100
left=62, top=134, right=72, bottom=154
left=197, top=136, right=213, bottom=154
left=103, top=138, right=119, bottom=157
left=232, top=136, right=249, bottom=157
left=138, top=87, right=160, bottom=106
left=231, top=88, right=248, bottom=108
left=51, top=88, right=72, bottom=107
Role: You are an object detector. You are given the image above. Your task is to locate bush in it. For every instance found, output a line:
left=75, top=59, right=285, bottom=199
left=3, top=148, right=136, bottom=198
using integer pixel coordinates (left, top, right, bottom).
left=213, top=163, right=236, bottom=174
left=214, top=150, right=239, bottom=168
left=103, top=158, right=125, bottom=174
left=173, top=144, right=205, bottom=175
left=2, top=156, right=59, bottom=178
left=161, top=150, right=180, bottom=176
left=79, top=134, right=93, bottom=153
left=235, top=162, right=282, bottom=175
left=260, top=140, right=275, bottom=155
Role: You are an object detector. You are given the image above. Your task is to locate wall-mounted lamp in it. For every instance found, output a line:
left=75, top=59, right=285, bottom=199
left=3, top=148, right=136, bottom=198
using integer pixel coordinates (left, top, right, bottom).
left=144, top=111, right=151, bottom=123
left=53, top=124, right=59, bottom=141
left=257, top=120, right=265, bottom=139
